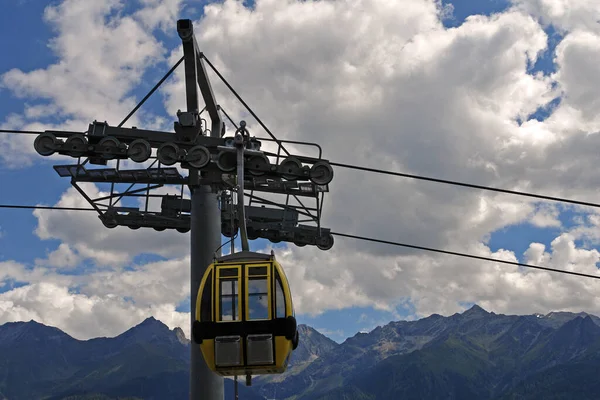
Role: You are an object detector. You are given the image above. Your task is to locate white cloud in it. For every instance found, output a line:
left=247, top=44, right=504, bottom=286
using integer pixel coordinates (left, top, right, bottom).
left=0, top=281, right=188, bottom=340
left=512, top=0, right=600, bottom=34
left=552, top=30, right=600, bottom=128
left=0, top=0, right=173, bottom=168
left=82, top=256, right=190, bottom=308
left=529, top=204, right=561, bottom=228
left=134, top=0, right=184, bottom=33
left=36, top=243, right=81, bottom=269
left=0, top=257, right=191, bottom=340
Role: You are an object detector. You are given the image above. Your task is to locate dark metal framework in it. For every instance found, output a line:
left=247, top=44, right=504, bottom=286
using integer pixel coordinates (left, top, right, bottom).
left=29, top=18, right=336, bottom=399
left=34, top=19, right=335, bottom=250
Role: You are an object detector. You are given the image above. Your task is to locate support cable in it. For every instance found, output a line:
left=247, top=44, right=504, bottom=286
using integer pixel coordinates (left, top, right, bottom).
left=331, top=232, right=600, bottom=280
left=330, top=162, right=600, bottom=209
left=220, top=107, right=239, bottom=131
left=0, top=129, right=43, bottom=135
left=1, top=203, right=598, bottom=281
left=201, top=55, right=291, bottom=156
left=117, top=56, right=184, bottom=127
left=0, top=204, right=97, bottom=211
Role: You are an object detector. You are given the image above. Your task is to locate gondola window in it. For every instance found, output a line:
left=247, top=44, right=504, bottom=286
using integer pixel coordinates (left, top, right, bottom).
left=275, top=275, right=286, bottom=318
left=219, top=268, right=240, bottom=321
left=247, top=266, right=269, bottom=320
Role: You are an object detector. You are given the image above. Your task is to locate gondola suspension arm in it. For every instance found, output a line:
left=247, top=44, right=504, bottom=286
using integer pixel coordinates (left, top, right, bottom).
left=236, top=121, right=250, bottom=251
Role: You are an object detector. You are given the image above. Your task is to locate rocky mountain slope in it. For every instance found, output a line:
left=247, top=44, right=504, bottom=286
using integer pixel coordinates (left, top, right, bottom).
left=1, top=306, right=599, bottom=399
left=269, top=306, right=600, bottom=400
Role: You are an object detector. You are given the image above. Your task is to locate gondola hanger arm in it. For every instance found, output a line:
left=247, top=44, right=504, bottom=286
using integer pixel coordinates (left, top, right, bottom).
left=236, top=121, right=250, bottom=252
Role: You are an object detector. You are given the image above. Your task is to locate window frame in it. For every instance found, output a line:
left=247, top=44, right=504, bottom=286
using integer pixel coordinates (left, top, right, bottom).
left=274, top=272, right=287, bottom=318
left=216, top=266, right=241, bottom=322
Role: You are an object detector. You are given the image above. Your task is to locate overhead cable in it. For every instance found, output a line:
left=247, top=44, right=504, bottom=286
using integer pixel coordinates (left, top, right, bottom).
left=331, top=232, right=600, bottom=280
left=0, top=129, right=44, bottom=135
left=201, top=55, right=291, bottom=157
left=117, top=56, right=184, bottom=128
left=330, top=162, right=600, bottom=209
left=0, top=204, right=96, bottom=211
left=1, top=203, right=598, bottom=282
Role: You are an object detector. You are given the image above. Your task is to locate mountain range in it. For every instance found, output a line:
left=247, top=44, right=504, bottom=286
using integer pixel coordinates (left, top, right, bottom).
left=1, top=306, right=600, bottom=399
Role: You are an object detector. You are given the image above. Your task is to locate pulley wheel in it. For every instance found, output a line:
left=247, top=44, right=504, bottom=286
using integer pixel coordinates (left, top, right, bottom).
left=270, top=237, right=282, bottom=244
left=216, top=151, right=237, bottom=172
left=186, top=145, right=211, bottom=169
left=98, top=137, right=120, bottom=160
left=100, top=218, right=118, bottom=229
left=157, top=142, right=180, bottom=165
left=127, top=139, right=152, bottom=163
left=65, top=134, right=88, bottom=157
left=247, top=154, right=270, bottom=176
left=222, top=221, right=239, bottom=237
left=34, top=133, right=59, bottom=156
left=280, top=157, right=303, bottom=180
left=247, top=227, right=259, bottom=240
left=309, top=161, right=334, bottom=185
left=317, top=234, right=334, bottom=250
left=264, top=230, right=281, bottom=243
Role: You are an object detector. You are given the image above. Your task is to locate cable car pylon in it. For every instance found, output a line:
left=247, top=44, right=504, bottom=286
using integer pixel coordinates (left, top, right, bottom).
left=25, top=18, right=334, bottom=399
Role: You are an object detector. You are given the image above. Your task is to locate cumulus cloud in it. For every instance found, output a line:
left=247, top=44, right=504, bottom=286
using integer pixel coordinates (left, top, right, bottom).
left=552, top=30, right=600, bottom=128
left=134, top=0, right=184, bottom=33
left=0, top=0, right=173, bottom=167
left=529, top=204, right=561, bottom=228
left=35, top=243, right=81, bottom=269
left=0, top=257, right=191, bottom=340
left=0, top=281, right=188, bottom=340
left=512, top=0, right=600, bottom=34
left=3, top=0, right=600, bottom=340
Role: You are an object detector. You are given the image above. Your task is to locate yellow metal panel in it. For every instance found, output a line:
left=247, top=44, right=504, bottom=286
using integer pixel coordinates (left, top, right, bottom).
left=195, top=264, right=215, bottom=322
left=274, top=260, right=294, bottom=317
left=274, top=336, right=293, bottom=368
left=199, top=339, right=216, bottom=370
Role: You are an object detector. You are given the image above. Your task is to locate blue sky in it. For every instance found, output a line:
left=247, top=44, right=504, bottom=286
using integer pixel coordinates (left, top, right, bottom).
left=0, top=0, right=596, bottom=343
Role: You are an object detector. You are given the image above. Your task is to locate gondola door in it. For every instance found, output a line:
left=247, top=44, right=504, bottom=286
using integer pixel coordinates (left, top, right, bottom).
left=244, top=264, right=275, bottom=367
left=213, top=263, right=276, bottom=371
left=213, top=265, right=243, bottom=370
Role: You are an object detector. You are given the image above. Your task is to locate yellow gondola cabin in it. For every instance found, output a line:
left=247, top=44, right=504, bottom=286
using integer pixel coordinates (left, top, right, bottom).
left=192, top=251, right=299, bottom=379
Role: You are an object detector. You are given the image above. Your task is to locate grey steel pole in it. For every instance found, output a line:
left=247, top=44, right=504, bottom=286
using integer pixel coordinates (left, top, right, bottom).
left=177, top=18, right=225, bottom=400
left=190, top=183, right=223, bottom=400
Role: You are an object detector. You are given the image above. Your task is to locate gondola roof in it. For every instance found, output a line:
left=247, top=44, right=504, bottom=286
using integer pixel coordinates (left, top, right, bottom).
left=216, top=250, right=275, bottom=263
